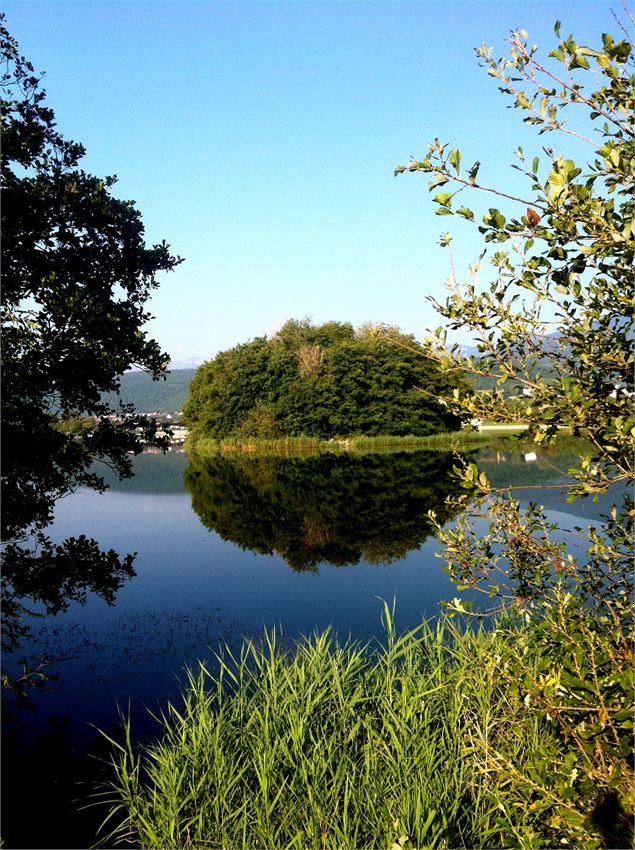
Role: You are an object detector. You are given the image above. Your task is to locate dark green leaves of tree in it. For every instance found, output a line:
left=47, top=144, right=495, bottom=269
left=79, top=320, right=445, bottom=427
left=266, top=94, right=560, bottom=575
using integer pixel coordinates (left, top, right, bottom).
left=1, top=17, right=181, bottom=694
left=184, top=319, right=468, bottom=441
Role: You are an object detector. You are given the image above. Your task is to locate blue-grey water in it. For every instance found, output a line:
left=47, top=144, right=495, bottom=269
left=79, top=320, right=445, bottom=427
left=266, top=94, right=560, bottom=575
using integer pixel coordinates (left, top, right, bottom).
left=6, top=441, right=614, bottom=751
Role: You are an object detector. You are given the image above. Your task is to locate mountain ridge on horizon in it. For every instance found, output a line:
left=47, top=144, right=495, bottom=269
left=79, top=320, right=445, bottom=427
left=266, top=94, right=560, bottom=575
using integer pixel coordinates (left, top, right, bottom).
left=102, top=368, right=197, bottom=413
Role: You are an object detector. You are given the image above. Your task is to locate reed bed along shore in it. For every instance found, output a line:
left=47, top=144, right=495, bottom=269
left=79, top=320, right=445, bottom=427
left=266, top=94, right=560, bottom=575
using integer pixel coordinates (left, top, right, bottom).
left=97, top=609, right=551, bottom=850
left=185, top=431, right=494, bottom=457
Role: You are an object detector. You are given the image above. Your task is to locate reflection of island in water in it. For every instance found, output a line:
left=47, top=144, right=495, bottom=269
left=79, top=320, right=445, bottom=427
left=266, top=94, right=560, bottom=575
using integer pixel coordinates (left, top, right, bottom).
left=185, top=451, right=468, bottom=571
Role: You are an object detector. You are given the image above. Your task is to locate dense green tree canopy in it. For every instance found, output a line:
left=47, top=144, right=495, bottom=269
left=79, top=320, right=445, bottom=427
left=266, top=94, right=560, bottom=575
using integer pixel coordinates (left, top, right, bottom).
left=0, top=19, right=181, bottom=671
left=184, top=319, right=467, bottom=440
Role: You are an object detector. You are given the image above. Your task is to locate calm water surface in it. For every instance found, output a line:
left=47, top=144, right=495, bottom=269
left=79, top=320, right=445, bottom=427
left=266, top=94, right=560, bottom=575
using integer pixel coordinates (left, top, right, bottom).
left=7, top=442, right=607, bottom=748
left=3, top=441, right=616, bottom=847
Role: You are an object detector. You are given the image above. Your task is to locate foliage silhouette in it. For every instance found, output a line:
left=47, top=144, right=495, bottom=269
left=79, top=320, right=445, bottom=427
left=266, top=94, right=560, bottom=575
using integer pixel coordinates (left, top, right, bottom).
left=1, top=18, right=181, bottom=697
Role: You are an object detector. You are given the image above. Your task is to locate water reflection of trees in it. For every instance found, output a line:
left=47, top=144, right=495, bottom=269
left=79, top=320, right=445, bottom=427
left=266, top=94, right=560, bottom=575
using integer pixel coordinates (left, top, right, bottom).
left=3, top=453, right=187, bottom=708
left=185, top=451, right=469, bottom=571
left=2, top=540, right=135, bottom=710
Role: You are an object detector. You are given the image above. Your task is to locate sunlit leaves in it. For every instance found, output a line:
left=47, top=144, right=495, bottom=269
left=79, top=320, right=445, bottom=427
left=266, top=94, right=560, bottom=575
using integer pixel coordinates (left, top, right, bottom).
left=397, top=16, right=634, bottom=845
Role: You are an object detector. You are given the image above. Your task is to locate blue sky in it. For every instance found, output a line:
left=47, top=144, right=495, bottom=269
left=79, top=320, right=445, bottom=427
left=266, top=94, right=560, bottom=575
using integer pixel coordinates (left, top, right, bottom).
left=4, top=1, right=616, bottom=365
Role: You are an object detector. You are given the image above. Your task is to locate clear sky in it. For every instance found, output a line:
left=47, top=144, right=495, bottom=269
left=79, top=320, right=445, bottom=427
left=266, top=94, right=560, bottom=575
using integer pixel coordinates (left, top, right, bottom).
left=4, top=0, right=616, bottom=365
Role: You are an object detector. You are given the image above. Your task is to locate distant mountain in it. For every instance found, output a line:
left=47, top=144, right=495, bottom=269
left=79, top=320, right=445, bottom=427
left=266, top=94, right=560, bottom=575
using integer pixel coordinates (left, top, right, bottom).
left=101, top=368, right=197, bottom=413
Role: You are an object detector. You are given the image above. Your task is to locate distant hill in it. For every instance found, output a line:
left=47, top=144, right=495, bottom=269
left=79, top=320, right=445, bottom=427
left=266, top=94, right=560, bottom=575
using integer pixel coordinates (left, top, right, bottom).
left=101, top=368, right=196, bottom=413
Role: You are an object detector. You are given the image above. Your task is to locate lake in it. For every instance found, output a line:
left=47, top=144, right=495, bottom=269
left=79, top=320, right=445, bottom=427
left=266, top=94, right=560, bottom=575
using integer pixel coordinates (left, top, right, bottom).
left=2, top=439, right=615, bottom=847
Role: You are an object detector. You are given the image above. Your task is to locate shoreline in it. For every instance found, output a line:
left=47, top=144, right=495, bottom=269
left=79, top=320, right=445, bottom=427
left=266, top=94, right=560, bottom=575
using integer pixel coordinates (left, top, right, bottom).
left=184, top=430, right=500, bottom=457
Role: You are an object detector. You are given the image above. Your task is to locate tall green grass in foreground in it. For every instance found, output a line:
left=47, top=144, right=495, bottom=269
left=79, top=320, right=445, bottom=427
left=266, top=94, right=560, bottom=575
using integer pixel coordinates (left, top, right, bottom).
left=97, top=609, right=554, bottom=850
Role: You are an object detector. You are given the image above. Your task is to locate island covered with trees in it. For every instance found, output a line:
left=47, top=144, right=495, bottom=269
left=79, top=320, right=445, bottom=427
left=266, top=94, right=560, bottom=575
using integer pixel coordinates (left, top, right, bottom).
left=184, top=319, right=469, bottom=443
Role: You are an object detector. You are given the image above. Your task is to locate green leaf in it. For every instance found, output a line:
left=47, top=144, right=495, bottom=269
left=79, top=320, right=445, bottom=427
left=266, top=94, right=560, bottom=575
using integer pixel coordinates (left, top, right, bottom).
left=560, top=670, right=595, bottom=693
left=449, top=148, right=462, bottom=173
left=570, top=53, right=591, bottom=70
left=548, top=169, right=567, bottom=200
left=515, top=92, right=532, bottom=110
left=484, top=208, right=507, bottom=229
left=434, top=192, right=453, bottom=207
left=548, top=170, right=566, bottom=187
left=613, top=709, right=632, bottom=723
left=427, top=174, right=449, bottom=191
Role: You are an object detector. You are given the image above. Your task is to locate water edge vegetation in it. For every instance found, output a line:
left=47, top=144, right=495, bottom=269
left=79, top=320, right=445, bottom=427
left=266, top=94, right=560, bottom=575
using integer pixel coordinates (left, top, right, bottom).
left=184, top=430, right=495, bottom=456
left=97, top=601, right=632, bottom=849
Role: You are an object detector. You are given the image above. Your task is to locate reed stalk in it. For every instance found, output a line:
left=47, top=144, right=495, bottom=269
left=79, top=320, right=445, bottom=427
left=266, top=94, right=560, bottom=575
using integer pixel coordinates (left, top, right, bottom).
left=96, top=608, right=551, bottom=849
